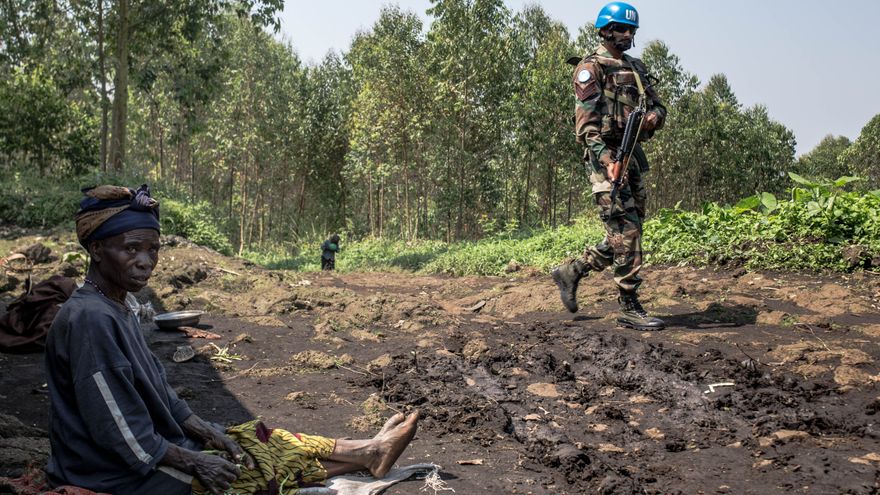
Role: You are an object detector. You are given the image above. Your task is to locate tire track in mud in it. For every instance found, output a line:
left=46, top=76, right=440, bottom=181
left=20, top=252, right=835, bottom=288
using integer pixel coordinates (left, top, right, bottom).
left=359, top=319, right=880, bottom=494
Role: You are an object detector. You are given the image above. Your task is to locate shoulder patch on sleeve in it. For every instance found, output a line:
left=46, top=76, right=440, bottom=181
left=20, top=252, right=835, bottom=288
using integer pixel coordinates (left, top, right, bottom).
left=574, top=63, right=599, bottom=102
left=577, top=69, right=591, bottom=83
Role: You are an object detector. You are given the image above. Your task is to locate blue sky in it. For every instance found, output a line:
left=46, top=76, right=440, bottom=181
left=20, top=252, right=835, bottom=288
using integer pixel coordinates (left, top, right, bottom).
left=278, top=0, right=879, bottom=155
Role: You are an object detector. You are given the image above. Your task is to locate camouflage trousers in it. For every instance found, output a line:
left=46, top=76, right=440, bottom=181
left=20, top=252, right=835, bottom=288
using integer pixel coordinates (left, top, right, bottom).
left=580, top=153, right=647, bottom=293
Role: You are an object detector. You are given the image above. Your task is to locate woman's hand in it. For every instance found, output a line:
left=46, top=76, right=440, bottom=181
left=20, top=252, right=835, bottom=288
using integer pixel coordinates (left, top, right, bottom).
left=192, top=452, right=240, bottom=495
left=203, top=430, right=255, bottom=470
left=182, top=414, right=255, bottom=469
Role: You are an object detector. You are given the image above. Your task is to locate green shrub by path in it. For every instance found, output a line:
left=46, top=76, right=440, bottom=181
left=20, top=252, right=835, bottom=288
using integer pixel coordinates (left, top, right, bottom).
left=422, top=219, right=605, bottom=276
left=644, top=174, right=880, bottom=271
left=0, top=172, right=236, bottom=256
left=159, top=199, right=234, bottom=255
left=244, top=219, right=605, bottom=276
left=246, top=175, right=880, bottom=276
left=247, top=237, right=451, bottom=273
left=0, top=170, right=81, bottom=228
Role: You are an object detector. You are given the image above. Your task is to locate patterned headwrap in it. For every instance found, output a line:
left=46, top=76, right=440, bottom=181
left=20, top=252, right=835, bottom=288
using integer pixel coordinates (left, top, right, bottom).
left=75, top=184, right=161, bottom=247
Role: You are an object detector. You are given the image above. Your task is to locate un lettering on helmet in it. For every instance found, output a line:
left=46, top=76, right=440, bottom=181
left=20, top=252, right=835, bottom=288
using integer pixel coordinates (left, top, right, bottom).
left=596, top=2, right=640, bottom=29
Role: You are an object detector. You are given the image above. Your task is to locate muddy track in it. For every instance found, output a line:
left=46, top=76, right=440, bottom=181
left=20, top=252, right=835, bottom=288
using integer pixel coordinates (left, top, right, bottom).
left=361, top=318, right=879, bottom=494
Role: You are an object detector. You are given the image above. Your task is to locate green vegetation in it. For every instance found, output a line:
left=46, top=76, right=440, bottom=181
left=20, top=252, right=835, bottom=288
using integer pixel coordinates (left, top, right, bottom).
left=645, top=174, right=880, bottom=271
left=159, top=199, right=234, bottom=255
left=2, top=165, right=877, bottom=275
left=0, top=168, right=232, bottom=255
left=1, top=0, right=825, bottom=250
left=0, top=170, right=82, bottom=228
left=0, top=67, right=97, bottom=175
left=247, top=219, right=604, bottom=276
left=3, top=1, right=879, bottom=276
left=245, top=175, right=880, bottom=275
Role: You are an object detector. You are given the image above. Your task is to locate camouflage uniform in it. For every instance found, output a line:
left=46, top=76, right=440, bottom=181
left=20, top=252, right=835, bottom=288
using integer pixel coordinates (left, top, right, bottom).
left=572, top=45, right=666, bottom=293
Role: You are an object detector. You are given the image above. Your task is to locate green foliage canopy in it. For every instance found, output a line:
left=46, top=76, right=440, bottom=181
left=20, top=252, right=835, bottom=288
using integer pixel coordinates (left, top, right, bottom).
left=0, top=66, right=97, bottom=175
left=795, top=134, right=852, bottom=180
left=839, top=114, right=880, bottom=188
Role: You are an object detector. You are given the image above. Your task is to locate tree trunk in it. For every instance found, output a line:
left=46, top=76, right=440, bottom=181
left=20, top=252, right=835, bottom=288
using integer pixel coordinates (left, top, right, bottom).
left=567, top=160, right=574, bottom=224
left=189, top=137, right=195, bottom=199
left=521, top=152, right=532, bottom=225
left=227, top=162, right=235, bottom=227
left=97, top=0, right=109, bottom=171
left=414, top=173, right=421, bottom=240
left=378, top=175, right=384, bottom=238
left=544, top=154, right=552, bottom=224
left=238, top=158, right=249, bottom=255
left=550, top=158, right=557, bottom=228
left=108, top=0, right=130, bottom=171
left=368, top=169, right=374, bottom=237
left=403, top=142, right=411, bottom=240
left=247, top=178, right=262, bottom=249
left=158, top=118, right=165, bottom=179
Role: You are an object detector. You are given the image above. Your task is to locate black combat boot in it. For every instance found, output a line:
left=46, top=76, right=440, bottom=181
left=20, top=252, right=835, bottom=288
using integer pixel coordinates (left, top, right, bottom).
left=617, top=291, right=665, bottom=330
left=552, top=259, right=589, bottom=313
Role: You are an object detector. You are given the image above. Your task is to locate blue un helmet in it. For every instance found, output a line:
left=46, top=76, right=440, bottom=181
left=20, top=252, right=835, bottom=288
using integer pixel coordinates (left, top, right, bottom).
left=596, top=2, right=639, bottom=30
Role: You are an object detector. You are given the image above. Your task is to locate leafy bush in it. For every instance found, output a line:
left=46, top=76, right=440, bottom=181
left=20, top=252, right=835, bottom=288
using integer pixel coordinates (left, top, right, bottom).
left=644, top=173, right=880, bottom=271
left=160, top=199, right=234, bottom=255
left=0, top=170, right=81, bottom=228
left=423, top=219, right=604, bottom=276
left=245, top=218, right=605, bottom=276
left=0, top=66, right=98, bottom=175
left=248, top=238, right=449, bottom=272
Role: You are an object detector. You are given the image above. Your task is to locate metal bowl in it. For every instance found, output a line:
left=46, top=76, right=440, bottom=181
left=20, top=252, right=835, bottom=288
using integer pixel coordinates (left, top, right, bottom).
left=154, top=310, right=205, bottom=329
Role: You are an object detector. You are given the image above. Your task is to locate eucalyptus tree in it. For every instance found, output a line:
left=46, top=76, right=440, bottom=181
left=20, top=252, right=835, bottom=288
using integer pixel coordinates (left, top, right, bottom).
left=298, top=53, right=353, bottom=237
left=346, top=6, right=428, bottom=239
left=639, top=40, right=698, bottom=107
left=839, top=114, right=880, bottom=188
left=573, top=22, right=600, bottom=55
left=425, top=0, right=512, bottom=240
left=646, top=73, right=795, bottom=210
left=190, top=17, right=303, bottom=253
left=103, top=0, right=282, bottom=172
left=506, top=5, right=579, bottom=228
left=795, top=135, right=852, bottom=180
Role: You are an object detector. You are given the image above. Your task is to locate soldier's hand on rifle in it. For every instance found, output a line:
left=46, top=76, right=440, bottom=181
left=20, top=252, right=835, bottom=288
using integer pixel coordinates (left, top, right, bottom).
left=605, top=162, right=623, bottom=182
left=642, top=111, right=660, bottom=131
left=606, top=160, right=625, bottom=183
left=606, top=160, right=630, bottom=185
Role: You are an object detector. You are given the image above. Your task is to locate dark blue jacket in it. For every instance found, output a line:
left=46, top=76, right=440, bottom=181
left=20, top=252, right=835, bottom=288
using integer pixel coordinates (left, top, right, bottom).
left=45, top=285, right=197, bottom=493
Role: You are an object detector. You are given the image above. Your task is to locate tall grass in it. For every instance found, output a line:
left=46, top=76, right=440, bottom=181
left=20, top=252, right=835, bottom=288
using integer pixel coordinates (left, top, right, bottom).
left=244, top=219, right=605, bottom=276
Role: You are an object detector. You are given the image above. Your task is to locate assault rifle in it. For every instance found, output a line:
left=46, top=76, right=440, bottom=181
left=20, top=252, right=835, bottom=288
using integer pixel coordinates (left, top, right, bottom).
left=608, top=93, right=646, bottom=216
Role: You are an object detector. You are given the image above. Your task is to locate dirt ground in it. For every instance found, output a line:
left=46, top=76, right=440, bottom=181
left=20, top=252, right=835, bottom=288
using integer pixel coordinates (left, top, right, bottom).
left=2, top=232, right=880, bottom=494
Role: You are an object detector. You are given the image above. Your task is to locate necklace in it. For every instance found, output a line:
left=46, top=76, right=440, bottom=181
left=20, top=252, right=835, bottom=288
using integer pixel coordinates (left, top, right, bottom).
left=84, top=277, right=126, bottom=306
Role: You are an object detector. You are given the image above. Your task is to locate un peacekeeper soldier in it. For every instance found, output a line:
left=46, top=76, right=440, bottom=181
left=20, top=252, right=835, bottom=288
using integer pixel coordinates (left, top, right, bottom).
left=551, top=2, right=666, bottom=330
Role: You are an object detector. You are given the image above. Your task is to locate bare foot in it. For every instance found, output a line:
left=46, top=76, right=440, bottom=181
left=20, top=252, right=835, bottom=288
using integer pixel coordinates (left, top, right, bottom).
left=369, top=411, right=419, bottom=478
left=377, top=412, right=405, bottom=436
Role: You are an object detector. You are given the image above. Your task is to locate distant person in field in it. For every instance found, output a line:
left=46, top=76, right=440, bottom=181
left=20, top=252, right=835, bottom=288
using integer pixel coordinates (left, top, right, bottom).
left=551, top=2, right=667, bottom=330
left=44, top=185, right=418, bottom=494
left=321, top=234, right=341, bottom=270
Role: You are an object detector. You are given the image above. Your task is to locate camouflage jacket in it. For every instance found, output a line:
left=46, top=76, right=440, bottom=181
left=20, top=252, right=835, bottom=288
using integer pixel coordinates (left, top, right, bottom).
left=573, top=45, right=667, bottom=165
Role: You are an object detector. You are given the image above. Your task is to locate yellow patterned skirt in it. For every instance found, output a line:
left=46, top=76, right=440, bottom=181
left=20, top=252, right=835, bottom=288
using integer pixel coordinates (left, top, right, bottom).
left=192, top=420, right=336, bottom=495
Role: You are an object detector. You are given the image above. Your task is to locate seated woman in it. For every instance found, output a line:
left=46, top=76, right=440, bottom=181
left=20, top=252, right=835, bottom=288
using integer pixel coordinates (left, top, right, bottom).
left=45, top=185, right=418, bottom=495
